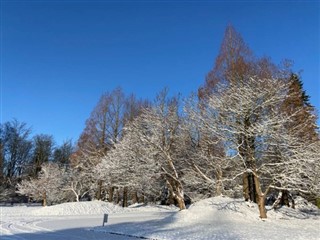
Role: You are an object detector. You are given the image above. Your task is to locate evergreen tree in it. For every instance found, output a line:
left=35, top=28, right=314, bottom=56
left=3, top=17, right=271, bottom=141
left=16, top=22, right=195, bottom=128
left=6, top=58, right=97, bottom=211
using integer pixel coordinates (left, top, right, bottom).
left=282, top=73, right=319, bottom=143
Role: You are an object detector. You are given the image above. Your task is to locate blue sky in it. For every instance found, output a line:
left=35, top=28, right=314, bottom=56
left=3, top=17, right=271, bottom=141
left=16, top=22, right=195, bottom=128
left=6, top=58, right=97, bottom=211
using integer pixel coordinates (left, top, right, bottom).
left=1, top=0, right=319, bottom=145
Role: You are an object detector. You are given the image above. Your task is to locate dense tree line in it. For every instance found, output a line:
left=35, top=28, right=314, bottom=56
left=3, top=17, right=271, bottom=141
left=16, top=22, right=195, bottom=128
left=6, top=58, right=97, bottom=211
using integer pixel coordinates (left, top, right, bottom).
left=13, top=25, right=319, bottom=218
left=0, top=120, right=73, bottom=202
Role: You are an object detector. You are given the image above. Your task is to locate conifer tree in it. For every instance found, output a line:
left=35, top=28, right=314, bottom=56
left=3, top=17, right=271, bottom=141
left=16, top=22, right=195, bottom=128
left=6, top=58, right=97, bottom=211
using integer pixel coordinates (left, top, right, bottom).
left=282, top=73, right=318, bottom=143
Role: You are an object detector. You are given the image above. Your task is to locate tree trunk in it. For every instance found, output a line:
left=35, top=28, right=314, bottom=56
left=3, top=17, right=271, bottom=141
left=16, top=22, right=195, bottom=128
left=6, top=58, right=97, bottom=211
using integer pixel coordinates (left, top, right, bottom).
left=108, top=186, right=114, bottom=203
left=116, top=189, right=120, bottom=204
left=122, top=186, right=128, bottom=207
left=272, top=190, right=295, bottom=209
left=42, top=191, right=47, bottom=207
left=131, top=190, right=138, bottom=204
left=257, top=193, right=267, bottom=218
left=243, top=172, right=250, bottom=201
left=253, top=172, right=267, bottom=218
left=272, top=191, right=283, bottom=209
left=166, top=180, right=186, bottom=210
left=215, top=167, right=223, bottom=196
left=175, top=191, right=186, bottom=210
left=280, top=190, right=294, bottom=208
left=243, top=171, right=257, bottom=203
left=96, top=180, right=102, bottom=200
left=248, top=172, right=257, bottom=203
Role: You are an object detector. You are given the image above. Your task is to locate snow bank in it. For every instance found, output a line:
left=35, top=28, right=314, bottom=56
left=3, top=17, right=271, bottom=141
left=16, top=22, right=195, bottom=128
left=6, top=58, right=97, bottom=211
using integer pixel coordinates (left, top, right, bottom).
left=31, top=201, right=178, bottom=216
left=32, top=201, right=126, bottom=216
left=127, top=202, right=178, bottom=212
left=93, top=196, right=320, bottom=240
left=179, top=195, right=320, bottom=222
left=178, top=196, right=261, bottom=222
left=1, top=205, right=41, bottom=217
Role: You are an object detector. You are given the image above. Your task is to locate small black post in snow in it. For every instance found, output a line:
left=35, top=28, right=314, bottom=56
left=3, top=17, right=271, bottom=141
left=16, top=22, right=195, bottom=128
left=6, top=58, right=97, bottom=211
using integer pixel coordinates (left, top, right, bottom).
left=102, top=213, right=108, bottom=226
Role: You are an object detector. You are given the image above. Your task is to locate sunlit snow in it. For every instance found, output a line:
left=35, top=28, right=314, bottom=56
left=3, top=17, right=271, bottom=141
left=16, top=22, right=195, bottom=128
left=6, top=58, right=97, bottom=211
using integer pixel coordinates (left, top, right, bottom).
left=1, top=196, right=319, bottom=240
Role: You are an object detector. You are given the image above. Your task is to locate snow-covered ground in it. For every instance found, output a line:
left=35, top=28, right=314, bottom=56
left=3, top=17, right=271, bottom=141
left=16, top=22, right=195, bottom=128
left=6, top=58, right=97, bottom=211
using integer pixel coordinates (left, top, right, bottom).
left=1, top=197, right=319, bottom=240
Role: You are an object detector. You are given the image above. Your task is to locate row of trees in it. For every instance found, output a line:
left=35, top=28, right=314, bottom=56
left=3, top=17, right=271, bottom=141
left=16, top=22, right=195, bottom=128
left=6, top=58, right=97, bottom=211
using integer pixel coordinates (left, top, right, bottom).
left=15, top=89, right=151, bottom=206
left=15, top=25, right=319, bottom=218
left=0, top=120, right=73, bottom=202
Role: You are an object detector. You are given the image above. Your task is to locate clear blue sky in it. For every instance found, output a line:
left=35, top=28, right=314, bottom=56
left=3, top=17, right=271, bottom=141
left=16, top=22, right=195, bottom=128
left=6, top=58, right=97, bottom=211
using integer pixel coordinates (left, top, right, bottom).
left=1, top=0, right=319, bottom=145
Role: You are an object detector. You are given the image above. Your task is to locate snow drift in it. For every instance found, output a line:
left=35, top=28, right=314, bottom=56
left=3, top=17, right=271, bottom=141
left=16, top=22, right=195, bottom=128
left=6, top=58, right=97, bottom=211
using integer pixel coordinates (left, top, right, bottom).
left=31, top=200, right=126, bottom=216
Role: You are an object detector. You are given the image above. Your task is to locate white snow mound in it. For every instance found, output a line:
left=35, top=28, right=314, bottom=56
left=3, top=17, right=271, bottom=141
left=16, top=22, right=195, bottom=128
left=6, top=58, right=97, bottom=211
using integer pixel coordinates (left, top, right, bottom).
left=93, top=196, right=320, bottom=240
left=32, top=201, right=125, bottom=216
left=177, top=196, right=262, bottom=223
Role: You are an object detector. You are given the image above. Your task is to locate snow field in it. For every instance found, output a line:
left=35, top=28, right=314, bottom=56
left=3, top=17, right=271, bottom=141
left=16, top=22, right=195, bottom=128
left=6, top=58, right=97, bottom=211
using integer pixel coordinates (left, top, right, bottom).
left=1, top=196, right=319, bottom=240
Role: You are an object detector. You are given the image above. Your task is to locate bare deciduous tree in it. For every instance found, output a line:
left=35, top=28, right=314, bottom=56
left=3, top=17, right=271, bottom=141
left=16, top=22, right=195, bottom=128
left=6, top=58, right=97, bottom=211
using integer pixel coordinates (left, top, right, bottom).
left=188, top=76, right=319, bottom=218
left=0, top=120, right=32, bottom=181
left=31, top=134, right=55, bottom=177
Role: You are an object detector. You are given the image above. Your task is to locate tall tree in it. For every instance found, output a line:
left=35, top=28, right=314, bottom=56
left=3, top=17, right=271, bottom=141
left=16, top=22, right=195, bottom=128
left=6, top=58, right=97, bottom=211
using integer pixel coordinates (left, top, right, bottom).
left=75, top=89, right=150, bottom=201
left=31, top=134, right=54, bottom=177
left=198, top=25, right=295, bottom=203
left=199, top=25, right=285, bottom=98
left=191, top=76, right=319, bottom=218
left=0, top=120, right=32, bottom=181
left=198, top=25, right=256, bottom=202
left=199, top=25, right=253, bottom=98
left=121, top=89, right=186, bottom=209
left=76, top=88, right=127, bottom=157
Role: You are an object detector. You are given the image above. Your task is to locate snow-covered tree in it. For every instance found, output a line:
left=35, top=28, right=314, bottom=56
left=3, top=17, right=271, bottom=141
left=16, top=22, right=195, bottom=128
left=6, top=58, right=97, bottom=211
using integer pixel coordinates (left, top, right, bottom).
left=62, top=167, right=93, bottom=202
left=188, top=76, right=319, bottom=218
left=16, top=162, right=65, bottom=206
left=183, top=97, right=230, bottom=198
left=66, top=153, right=100, bottom=202
left=96, top=89, right=187, bottom=209
left=95, top=129, right=160, bottom=205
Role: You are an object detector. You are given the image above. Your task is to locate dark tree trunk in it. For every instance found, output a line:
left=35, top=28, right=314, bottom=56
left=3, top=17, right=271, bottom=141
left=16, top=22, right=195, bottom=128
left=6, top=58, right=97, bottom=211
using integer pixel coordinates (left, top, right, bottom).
left=243, top=172, right=250, bottom=201
left=243, top=172, right=257, bottom=202
left=96, top=180, right=102, bottom=200
left=240, top=116, right=258, bottom=203
left=122, top=186, right=128, bottom=207
left=280, top=190, right=294, bottom=208
left=272, top=190, right=295, bottom=209
left=248, top=172, right=257, bottom=202
left=108, top=186, right=114, bottom=203
left=116, top=189, right=120, bottom=204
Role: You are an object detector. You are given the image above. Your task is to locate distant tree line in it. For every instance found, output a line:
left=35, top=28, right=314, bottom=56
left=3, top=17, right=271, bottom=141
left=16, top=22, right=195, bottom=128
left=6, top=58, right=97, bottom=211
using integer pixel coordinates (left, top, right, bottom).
left=12, top=25, right=320, bottom=218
